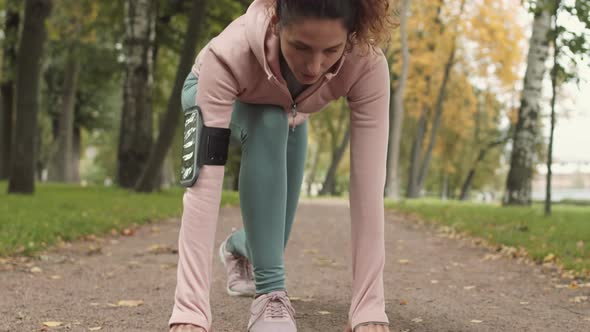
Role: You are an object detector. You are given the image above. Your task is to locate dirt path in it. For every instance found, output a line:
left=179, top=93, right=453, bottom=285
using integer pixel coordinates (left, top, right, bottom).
left=1, top=199, right=589, bottom=331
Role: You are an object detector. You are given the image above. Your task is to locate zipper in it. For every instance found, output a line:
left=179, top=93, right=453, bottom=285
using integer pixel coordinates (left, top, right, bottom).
left=290, top=103, right=297, bottom=132
left=269, top=75, right=330, bottom=132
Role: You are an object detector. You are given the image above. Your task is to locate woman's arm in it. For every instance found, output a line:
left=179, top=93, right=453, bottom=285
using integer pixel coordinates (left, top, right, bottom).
left=345, top=53, right=391, bottom=331
left=169, top=46, right=239, bottom=331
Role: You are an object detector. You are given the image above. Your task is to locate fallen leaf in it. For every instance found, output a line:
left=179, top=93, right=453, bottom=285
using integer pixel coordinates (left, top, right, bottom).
left=30, top=267, right=42, bottom=273
left=482, top=254, right=501, bottom=261
left=471, top=320, right=483, bottom=323
left=89, top=327, right=102, bottom=331
left=398, top=259, right=410, bottom=264
left=399, top=299, right=408, bottom=305
left=570, top=296, right=588, bottom=303
left=86, top=246, right=103, bottom=256
left=411, top=317, right=423, bottom=323
left=116, top=300, right=144, bottom=307
left=543, top=253, right=556, bottom=263
left=317, top=311, right=331, bottom=315
left=122, top=228, right=135, bottom=236
left=569, top=281, right=579, bottom=289
left=147, top=244, right=177, bottom=255
left=42, top=321, right=63, bottom=327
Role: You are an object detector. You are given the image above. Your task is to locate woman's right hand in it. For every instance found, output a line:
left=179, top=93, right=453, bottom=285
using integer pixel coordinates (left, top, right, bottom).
left=169, top=324, right=206, bottom=332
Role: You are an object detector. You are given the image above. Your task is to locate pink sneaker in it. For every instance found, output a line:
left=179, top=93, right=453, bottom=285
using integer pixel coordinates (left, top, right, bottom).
left=169, top=324, right=206, bottom=332
left=248, top=290, right=297, bottom=332
left=219, top=229, right=256, bottom=297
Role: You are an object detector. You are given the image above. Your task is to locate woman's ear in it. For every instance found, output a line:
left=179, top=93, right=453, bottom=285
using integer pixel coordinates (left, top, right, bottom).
left=270, top=14, right=280, bottom=35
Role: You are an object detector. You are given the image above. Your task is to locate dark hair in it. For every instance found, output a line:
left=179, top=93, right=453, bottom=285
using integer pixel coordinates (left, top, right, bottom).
left=271, top=0, right=399, bottom=53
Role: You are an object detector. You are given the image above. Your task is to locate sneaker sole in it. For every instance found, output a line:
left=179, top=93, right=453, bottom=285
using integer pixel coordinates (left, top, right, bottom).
left=218, top=239, right=256, bottom=297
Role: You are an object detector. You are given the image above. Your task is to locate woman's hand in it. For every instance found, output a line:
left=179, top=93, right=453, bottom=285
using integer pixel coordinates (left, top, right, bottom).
left=169, top=324, right=206, bottom=332
left=344, top=322, right=390, bottom=332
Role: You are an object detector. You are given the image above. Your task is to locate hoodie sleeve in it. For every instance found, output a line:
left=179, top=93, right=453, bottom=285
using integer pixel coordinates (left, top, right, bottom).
left=345, top=53, right=391, bottom=330
left=169, top=46, right=239, bottom=331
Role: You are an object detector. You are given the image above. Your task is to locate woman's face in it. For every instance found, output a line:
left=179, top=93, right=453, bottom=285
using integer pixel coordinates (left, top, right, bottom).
left=277, top=17, right=348, bottom=85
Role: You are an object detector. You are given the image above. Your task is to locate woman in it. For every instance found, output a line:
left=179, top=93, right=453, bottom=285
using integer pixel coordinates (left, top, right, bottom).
left=169, top=0, right=397, bottom=331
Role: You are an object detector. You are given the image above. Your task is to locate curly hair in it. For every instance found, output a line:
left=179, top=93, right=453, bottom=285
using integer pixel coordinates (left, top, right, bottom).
left=269, top=0, right=399, bottom=53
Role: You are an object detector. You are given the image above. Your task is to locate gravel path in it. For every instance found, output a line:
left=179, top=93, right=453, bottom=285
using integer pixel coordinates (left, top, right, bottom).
left=1, top=198, right=589, bottom=331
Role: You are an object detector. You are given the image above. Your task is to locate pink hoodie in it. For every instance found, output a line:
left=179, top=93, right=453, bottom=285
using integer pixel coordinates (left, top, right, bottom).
left=170, top=0, right=390, bottom=330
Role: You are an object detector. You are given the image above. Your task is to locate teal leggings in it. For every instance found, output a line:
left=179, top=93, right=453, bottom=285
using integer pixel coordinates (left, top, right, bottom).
left=182, top=72, right=308, bottom=294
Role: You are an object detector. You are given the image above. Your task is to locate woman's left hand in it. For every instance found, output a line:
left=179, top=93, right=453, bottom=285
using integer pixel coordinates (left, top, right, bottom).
left=343, top=322, right=390, bottom=332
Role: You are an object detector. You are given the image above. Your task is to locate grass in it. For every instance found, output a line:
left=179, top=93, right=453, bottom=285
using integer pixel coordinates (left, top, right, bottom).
left=0, top=181, right=239, bottom=257
left=385, top=198, right=590, bottom=277
left=2, top=181, right=588, bottom=278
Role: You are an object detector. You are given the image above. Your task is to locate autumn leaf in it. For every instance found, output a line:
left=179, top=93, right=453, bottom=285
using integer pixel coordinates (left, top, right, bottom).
left=116, top=300, right=144, bottom=307
left=543, top=253, right=556, bottom=263
left=147, top=244, right=177, bottom=255
left=122, top=228, right=135, bottom=236
left=570, top=296, right=588, bottom=303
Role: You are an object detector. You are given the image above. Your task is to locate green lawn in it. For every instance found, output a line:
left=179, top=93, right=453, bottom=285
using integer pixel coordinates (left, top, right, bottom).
left=0, top=182, right=239, bottom=256
left=385, top=199, right=590, bottom=277
left=2, top=182, right=588, bottom=278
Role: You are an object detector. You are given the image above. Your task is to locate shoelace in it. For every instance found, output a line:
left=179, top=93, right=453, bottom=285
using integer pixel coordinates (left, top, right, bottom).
left=263, top=293, right=295, bottom=319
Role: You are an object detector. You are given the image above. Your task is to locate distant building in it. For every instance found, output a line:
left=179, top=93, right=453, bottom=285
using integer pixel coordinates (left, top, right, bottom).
left=532, top=160, right=590, bottom=201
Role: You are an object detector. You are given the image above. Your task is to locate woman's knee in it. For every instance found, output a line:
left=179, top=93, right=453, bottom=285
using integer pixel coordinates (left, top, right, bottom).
left=251, top=106, right=288, bottom=137
left=181, top=72, right=198, bottom=110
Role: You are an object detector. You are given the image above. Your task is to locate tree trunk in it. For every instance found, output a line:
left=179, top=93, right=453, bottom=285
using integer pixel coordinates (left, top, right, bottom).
left=71, top=125, right=81, bottom=183
left=384, top=0, right=411, bottom=200
left=441, top=171, right=448, bottom=200
left=460, top=137, right=507, bottom=201
left=416, top=42, right=456, bottom=192
left=319, top=122, right=350, bottom=196
left=306, top=142, right=321, bottom=196
left=117, top=0, right=157, bottom=189
left=407, top=104, right=428, bottom=198
left=135, top=0, right=207, bottom=192
left=505, top=6, right=551, bottom=206
left=545, top=2, right=559, bottom=216
left=50, top=48, right=80, bottom=182
left=0, top=0, right=20, bottom=180
left=8, top=0, right=52, bottom=194
left=416, top=0, right=465, bottom=195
